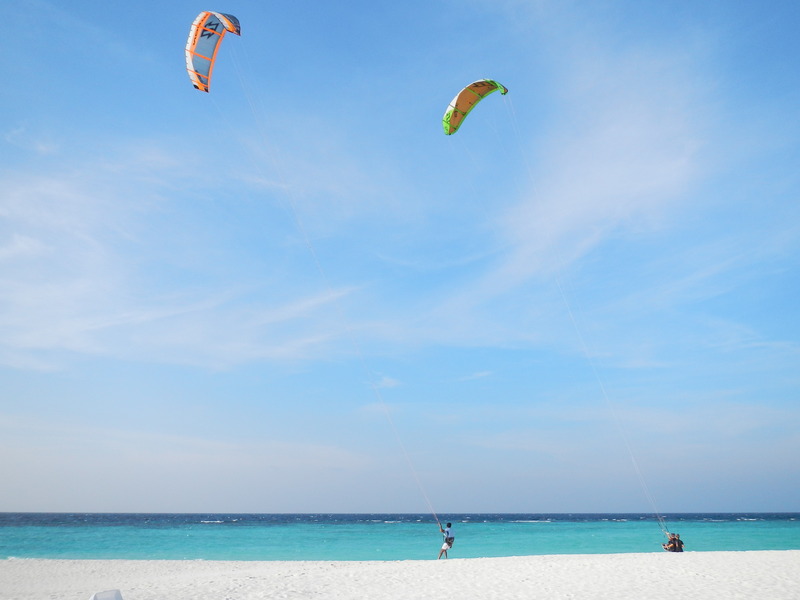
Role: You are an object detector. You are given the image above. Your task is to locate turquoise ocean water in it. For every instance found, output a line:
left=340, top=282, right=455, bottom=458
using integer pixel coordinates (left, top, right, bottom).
left=1, top=514, right=798, bottom=561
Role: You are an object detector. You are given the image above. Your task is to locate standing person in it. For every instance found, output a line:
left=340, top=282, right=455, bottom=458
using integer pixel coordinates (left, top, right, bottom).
left=438, top=522, right=454, bottom=559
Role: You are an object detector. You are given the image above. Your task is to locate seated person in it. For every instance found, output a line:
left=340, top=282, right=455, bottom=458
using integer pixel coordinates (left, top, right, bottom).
left=662, top=533, right=685, bottom=552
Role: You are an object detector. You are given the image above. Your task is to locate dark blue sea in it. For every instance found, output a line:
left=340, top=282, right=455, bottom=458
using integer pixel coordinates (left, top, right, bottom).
left=1, top=513, right=798, bottom=561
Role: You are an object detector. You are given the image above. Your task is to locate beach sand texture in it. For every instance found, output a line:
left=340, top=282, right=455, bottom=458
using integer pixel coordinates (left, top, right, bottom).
left=2, top=551, right=799, bottom=600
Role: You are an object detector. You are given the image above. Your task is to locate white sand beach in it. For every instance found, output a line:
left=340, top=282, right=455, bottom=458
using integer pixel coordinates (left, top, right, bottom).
left=2, top=551, right=799, bottom=600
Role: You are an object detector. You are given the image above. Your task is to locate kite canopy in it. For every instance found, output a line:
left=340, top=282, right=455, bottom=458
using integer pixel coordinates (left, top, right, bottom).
left=442, top=79, right=508, bottom=135
left=185, top=11, right=241, bottom=92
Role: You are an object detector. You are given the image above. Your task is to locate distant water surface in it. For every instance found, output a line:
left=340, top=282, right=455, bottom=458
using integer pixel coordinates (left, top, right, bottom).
left=1, top=513, right=797, bottom=561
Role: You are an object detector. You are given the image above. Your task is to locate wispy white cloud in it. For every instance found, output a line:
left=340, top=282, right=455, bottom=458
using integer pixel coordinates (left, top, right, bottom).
left=4, top=123, right=59, bottom=155
left=0, top=138, right=366, bottom=370
left=0, top=233, right=47, bottom=261
left=457, top=370, right=494, bottom=381
left=375, top=376, right=401, bottom=388
left=495, top=50, right=704, bottom=289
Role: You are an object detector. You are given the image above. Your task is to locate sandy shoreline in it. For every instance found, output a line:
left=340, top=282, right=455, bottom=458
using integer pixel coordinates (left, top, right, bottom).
left=2, top=551, right=799, bottom=600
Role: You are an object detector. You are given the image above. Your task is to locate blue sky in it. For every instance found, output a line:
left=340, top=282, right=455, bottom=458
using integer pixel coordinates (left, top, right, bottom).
left=1, top=0, right=798, bottom=513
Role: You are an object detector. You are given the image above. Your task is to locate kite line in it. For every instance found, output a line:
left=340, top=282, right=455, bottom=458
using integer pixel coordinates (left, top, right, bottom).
left=187, top=19, right=441, bottom=524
